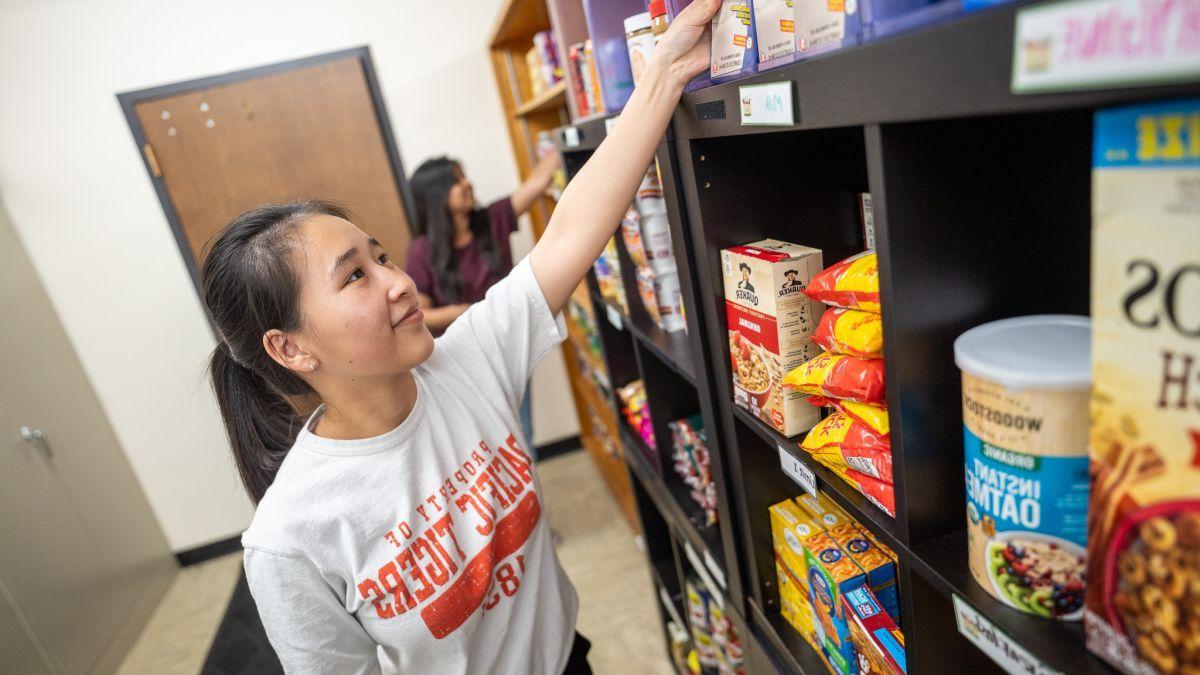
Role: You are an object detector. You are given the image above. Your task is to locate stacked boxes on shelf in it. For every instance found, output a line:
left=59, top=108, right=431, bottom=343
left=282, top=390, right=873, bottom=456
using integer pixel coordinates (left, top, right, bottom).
left=524, top=30, right=563, bottom=97
left=770, top=491, right=904, bottom=674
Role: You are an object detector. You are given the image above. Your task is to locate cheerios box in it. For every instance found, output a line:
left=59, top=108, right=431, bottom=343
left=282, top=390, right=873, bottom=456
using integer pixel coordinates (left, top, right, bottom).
left=723, top=240, right=824, bottom=437
left=1085, top=99, right=1200, bottom=674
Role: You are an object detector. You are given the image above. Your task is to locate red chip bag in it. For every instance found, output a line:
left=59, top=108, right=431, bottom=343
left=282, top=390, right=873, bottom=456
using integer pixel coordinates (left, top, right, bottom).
left=806, top=396, right=889, bottom=435
left=813, top=307, right=883, bottom=358
left=804, top=251, right=880, bottom=312
left=782, top=352, right=886, bottom=404
left=815, top=457, right=896, bottom=516
left=801, top=412, right=893, bottom=483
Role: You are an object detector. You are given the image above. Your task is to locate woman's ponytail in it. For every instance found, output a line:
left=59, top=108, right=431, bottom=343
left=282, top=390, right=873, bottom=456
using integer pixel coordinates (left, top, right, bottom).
left=201, top=201, right=351, bottom=504
left=209, top=343, right=302, bottom=504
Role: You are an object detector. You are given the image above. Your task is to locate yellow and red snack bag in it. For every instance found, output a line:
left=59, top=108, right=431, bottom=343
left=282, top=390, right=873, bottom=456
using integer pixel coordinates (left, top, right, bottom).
left=806, top=396, right=889, bottom=435
left=816, top=458, right=896, bottom=516
left=782, top=352, right=886, bottom=404
left=800, top=411, right=893, bottom=484
left=804, top=251, right=880, bottom=313
left=813, top=307, right=883, bottom=359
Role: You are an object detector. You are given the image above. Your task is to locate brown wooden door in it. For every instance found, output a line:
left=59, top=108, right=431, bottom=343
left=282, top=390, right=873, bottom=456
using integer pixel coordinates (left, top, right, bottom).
left=130, top=52, right=411, bottom=273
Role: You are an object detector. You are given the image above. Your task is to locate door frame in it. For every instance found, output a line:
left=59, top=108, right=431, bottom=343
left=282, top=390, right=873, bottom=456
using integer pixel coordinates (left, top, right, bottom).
left=117, top=46, right=415, bottom=295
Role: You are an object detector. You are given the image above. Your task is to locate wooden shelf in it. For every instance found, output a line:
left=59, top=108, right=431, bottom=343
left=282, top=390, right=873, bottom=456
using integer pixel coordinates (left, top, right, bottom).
left=513, top=80, right=566, bottom=117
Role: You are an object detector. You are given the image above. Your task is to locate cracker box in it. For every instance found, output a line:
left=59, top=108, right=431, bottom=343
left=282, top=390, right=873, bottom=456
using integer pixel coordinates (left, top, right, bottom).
left=754, top=0, right=795, bottom=64
left=805, top=532, right=867, bottom=675
left=723, top=240, right=825, bottom=436
left=1085, top=98, right=1200, bottom=674
left=777, top=559, right=825, bottom=656
left=842, top=587, right=907, bottom=674
left=796, top=491, right=853, bottom=530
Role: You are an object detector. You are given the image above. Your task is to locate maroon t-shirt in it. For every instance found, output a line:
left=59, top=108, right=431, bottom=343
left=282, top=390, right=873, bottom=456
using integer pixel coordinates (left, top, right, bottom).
left=406, top=197, right=518, bottom=306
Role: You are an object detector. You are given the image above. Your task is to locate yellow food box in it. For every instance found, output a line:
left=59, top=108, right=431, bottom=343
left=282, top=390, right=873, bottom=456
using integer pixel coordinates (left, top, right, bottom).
left=777, top=560, right=821, bottom=652
left=796, top=491, right=853, bottom=531
left=769, top=498, right=823, bottom=583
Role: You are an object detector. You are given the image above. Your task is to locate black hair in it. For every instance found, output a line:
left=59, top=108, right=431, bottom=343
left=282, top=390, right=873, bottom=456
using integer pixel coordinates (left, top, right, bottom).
left=739, top=262, right=751, bottom=273
left=201, top=200, right=350, bottom=504
left=410, top=156, right=503, bottom=303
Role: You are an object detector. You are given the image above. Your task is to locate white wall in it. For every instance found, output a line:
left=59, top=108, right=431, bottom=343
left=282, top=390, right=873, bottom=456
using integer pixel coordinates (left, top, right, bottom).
left=0, top=0, right=579, bottom=551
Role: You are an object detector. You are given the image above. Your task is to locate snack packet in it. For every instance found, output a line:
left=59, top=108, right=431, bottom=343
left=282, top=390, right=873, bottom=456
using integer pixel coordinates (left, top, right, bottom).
left=807, top=396, right=889, bottom=435
left=783, top=352, right=886, bottom=404
left=813, top=307, right=883, bottom=358
left=816, top=461, right=896, bottom=516
left=804, top=251, right=880, bottom=312
left=800, top=412, right=893, bottom=483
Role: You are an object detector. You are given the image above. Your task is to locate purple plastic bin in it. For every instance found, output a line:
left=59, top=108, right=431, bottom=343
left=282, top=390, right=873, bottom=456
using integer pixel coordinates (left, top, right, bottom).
left=582, top=0, right=648, bottom=113
left=860, top=0, right=964, bottom=40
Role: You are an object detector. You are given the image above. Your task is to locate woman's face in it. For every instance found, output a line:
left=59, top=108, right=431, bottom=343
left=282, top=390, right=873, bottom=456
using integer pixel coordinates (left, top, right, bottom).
left=285, top=214, right=434, bottom=380
left=447, top=165, right=475, bottom=217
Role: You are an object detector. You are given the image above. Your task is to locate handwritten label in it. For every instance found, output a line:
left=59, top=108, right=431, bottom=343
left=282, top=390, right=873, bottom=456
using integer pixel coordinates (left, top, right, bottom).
left=563, top=126, right=581, bottom=148
left=704, top=550, right=728, bottom=591
left=684, top=542, right=725, bottom=610
left=779, top=444, right=818, bottom=497
left=606, top=304, right=624, bottom=331
left=953, top=595, right=1062, bottom=674
left=1012, top=0, right=1200, bottom=94
left=739, top=82, right=795, bottom=126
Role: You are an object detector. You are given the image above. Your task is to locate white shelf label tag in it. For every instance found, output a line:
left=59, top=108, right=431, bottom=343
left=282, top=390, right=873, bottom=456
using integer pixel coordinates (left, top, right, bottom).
left=604, top=115, right=620, bottom=134
left=684, top=542, right=724, bottom=610
left=779, top=444, right=817, bottom=497
left=606, top=304, right=624, bottom=331
left=563, top=126, right=581, bottom=148
left=1012, top=0, right=1200, bottom=94
left=703, top=550, right=727, bottom=591
left=739, top=82, right=794, bottom=127
left=953, top=595, right=1062, bottom=675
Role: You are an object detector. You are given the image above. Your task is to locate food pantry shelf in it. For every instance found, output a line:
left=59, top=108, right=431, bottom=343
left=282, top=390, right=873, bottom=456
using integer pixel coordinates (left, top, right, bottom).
left=674, top=1, right=1200, bottom=139
left=590, top=290, right=696, bottom=386
left=514, top=80, right=567, bottom=117
left=908, top=530, right=1112, bottom=675
left=731, top=405, right=902, bottom=553
left=620, top=424, right=729, bottom=597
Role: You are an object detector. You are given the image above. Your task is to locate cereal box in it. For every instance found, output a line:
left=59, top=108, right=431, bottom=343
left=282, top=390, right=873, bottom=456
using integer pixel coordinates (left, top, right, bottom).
left=723, top=240, right=825, bottom=437
left=842, top=587, right=906, bottom=674
left=805, top=532, right=867, bottom=675
left=1085, top=98, right=1200, bottom=674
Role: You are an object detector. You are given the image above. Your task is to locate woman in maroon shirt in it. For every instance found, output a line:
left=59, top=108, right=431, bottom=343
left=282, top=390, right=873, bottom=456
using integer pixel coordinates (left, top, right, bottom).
left=406, top=155, right=559, bottom=332
left=406, top=153, right=560, bottom=448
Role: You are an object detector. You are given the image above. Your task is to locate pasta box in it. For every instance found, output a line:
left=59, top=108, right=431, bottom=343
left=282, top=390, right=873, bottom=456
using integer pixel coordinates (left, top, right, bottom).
left=722, top=240, right=825, bottom=437
left=805, top=532, right=867, bottom=675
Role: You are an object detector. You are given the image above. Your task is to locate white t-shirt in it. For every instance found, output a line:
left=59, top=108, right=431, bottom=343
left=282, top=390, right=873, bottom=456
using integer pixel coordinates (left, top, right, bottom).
left=241, top=258, right=579, bottom=675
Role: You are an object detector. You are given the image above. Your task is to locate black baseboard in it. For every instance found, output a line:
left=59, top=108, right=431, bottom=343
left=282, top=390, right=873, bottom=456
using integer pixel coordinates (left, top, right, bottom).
left=176, top=535, right=243, bottom=567
left=535, top=434, right=582, bottom=462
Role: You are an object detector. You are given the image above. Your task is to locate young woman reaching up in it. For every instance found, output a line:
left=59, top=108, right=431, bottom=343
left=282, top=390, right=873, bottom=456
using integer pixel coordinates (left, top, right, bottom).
left=201, top=2, right=717, bottom=672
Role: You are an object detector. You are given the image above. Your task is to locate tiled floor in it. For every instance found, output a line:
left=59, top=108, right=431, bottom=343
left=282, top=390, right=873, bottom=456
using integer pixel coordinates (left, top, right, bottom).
left=116, top=449, right=673, bottom=674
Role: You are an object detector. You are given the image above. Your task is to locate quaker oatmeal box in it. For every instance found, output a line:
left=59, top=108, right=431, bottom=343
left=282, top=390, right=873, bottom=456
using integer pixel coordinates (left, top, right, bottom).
left=1085, top=98, right=1200, bottom=674
left=723, top=240, right=824, bottom=437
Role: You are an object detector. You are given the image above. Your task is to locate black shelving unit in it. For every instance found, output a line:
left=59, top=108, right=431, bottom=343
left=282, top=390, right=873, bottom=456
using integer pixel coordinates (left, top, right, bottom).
left=555, top=7, right=1199, bottom=671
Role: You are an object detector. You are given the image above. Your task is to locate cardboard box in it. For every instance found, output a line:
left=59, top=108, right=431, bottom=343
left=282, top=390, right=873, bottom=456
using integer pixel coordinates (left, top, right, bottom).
left=769, top=498, right=822, bottom=582
left=842, top=587, right=906, bottom=674
left=796, top=491, right=853, bottom=531
left=805, top=532, right=867, bottom=675
left=754, top=0, right=795, bottom=64
left=711, top=1, right=758, bottom=79
left=777, top=559, right=823, bottom=653
left=1085, top=98, right=1200, bottom=674
left=723, top=240, right=825, bottom=437
left=828, top=523, right=899, bottom=622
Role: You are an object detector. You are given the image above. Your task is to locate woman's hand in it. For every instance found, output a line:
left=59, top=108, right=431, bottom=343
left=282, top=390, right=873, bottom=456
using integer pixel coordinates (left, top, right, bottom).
left=649, top=0, right=719, bottom=89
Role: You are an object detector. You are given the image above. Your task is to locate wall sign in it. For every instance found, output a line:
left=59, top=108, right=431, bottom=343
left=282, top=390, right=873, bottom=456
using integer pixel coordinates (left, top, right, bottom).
left=1012, top=0, right=1200, bottom=93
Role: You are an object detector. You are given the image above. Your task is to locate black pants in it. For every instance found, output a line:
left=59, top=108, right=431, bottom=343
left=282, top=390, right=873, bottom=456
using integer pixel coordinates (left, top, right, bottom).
left=562, top=632, right=592, bottom=674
